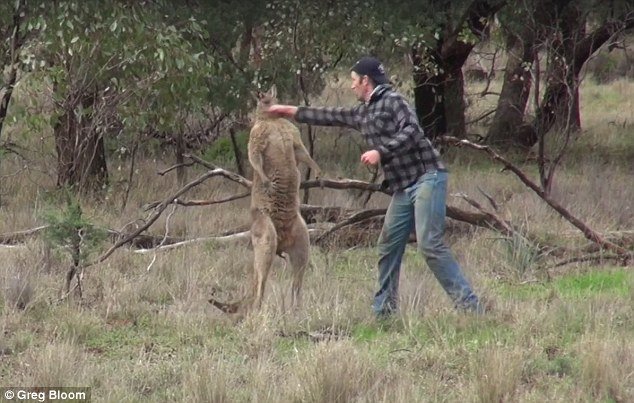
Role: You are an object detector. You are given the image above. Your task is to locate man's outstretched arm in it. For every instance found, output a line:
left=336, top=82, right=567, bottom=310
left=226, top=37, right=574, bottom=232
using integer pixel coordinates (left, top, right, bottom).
left=268, top=104, right=362, bottom=130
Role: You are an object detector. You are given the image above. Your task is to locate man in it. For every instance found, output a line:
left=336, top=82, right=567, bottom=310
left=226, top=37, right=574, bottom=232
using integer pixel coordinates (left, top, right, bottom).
left=267, top=56, right=483, bottom=317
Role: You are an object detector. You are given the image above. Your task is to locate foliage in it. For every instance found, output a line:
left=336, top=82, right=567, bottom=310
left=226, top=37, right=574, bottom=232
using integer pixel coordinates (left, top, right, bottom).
left=202, top=130, right=249, bottom=166
left=254, top=0, right=382, bottom=102
left=24, top=1, right=214, bottom=132
left=41, top=192, right=106, bottom=264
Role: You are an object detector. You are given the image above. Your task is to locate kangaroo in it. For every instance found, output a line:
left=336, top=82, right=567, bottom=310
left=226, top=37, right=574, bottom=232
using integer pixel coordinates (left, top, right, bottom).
left=209, top=85, right=321, bottom=314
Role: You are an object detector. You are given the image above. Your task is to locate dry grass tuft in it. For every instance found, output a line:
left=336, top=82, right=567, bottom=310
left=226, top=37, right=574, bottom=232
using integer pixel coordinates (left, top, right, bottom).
left=181, top=356, right=233, bottom=403
left=472, top=346, right=524, bottom=403
left=291, top=340, right=383, bottom=403
left=19, top=342, right=92, bottom=387
left=577, top=337, right=634, bottom=402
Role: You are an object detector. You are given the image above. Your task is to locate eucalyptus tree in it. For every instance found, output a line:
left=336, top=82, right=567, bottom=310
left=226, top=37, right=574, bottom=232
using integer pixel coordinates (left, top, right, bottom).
left=20, top=1, right=215, bottom=193
left=0, top=0, right=28, bottom=153
left=247, top=0, right=381, bottom=200
left=357, top=0, right=506, bottom=141
left=199, top=0, right=506, bottom=146
left=484, top=0, right=568, bottom=148
left=487, top=0, right=634, bottom=148
left=194, top=0, right=380, bottom=198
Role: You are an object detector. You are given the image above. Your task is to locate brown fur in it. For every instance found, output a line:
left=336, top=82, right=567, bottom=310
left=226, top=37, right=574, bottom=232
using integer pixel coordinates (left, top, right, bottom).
left=209, top=85, right=321, bottom=314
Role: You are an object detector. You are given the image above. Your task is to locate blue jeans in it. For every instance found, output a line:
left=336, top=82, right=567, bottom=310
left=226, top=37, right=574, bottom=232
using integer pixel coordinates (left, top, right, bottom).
left=372, top=170, right=480, bottom=316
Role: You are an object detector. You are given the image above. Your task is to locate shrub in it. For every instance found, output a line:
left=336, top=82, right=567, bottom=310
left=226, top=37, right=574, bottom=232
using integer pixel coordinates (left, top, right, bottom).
left=586, top=49, right=634, bottom=83
left=202, top=130, right=249, bottom=166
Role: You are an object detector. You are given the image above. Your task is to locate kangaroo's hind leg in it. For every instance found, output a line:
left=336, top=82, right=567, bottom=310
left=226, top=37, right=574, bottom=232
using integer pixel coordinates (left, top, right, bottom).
left=284, top=214, right=311, bottom=308
left=250, top=210, right=278, bottom=311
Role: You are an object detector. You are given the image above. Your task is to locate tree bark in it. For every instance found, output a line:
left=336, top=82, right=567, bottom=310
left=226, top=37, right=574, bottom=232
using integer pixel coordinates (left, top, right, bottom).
left=413, top=51, right=447, bottom=142
left=412, top=0, right=505, bottom=141
left=175, top=131, right=187, bottom=186
left=486, top=0, right=586, bottom=148
left=54, top=89, right=109, bottom=193
left=486, top=31, right=535, bottom=147
left=532, top=8, right=634, bottom=147
left=444, top=67, right=467, bottom=138
left=535, top=5, right=583, bottom=139
left=229, top=127, right=245, bottom=176
left=0, top=0, right=26, bottom=152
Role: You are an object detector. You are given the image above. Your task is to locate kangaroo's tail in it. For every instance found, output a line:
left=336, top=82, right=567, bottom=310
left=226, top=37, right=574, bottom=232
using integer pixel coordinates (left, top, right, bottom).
left=208, top=296, right=243, bottom=314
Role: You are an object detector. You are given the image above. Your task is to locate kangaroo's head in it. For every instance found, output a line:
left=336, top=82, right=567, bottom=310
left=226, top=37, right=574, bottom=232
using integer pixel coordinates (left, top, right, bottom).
left=255, top=85, right=277, bottom=118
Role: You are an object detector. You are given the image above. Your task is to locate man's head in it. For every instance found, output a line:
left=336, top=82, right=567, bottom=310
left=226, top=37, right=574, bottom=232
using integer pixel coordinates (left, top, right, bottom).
left=350, top=56, right=389, bottom=102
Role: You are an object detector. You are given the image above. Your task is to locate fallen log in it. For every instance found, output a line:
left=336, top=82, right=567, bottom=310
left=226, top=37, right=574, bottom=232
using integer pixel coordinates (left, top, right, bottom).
left=0, top=225, right=48, bottom=244
left=441, top=136, right=631, bottom=258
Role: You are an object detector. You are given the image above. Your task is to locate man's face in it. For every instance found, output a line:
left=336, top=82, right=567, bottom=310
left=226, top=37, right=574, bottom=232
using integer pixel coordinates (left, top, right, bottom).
left=350, top=71, right=370, bottom=102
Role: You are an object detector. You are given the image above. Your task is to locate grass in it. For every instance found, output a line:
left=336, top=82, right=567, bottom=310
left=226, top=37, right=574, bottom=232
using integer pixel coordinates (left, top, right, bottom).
left=1, top=242, right=632, bottom=401
left=0, top=74, right=632, bottom=401
left=496, top=267, right=631, bottom=300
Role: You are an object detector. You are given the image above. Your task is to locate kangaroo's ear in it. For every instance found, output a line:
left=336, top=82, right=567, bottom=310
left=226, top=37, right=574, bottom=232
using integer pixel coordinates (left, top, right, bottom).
left=267, top=84, right=277, bottom=100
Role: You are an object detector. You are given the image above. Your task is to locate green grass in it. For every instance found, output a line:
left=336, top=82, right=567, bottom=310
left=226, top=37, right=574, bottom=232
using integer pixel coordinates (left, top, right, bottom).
left=495, top=267, right=632, bottom=301
left=555, top=269, right=630, bottom=297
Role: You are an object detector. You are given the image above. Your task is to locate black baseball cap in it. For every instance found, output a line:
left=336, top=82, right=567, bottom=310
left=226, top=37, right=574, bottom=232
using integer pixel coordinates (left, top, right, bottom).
left=351, top=56, right=389, bottom=85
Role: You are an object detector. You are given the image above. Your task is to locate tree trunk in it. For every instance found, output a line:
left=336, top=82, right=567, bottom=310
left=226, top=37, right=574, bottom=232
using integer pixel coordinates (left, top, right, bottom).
left=486, top=32, right=535, bottom=148
left=444, top=67, right=467, bottom=138
left=530, top=7, right=633, bottom=147
left=0, top=0, right=26, bottom=204
left=412, top=0, right=504, bottom=142
left=0, top=0, right=25, bottom=137
left=229, top=127, right=244, bottom=176
left=175, top=131, right=186, bottom=186
left=485, top=0, right=578, bottom=149
left=54, top=91, right=109, bottom=193
left=412, top=54, right=446, bottom=142
left=535, top=5, right=584, bottom=139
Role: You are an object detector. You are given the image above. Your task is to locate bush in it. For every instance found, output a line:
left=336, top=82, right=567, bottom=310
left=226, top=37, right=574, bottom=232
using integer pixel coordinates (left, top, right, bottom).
left=586, top=49, right=634, bottom=83
left=202, top=130, right=249, bottom=166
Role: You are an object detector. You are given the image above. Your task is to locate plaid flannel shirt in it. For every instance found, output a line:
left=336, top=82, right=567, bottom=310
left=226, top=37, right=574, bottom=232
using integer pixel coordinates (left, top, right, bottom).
left=296, top=85, right=445, bottom=192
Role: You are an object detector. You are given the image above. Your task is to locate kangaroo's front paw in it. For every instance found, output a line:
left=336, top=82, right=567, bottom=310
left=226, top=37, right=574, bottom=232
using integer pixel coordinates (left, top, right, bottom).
left=261, top=179, right=273, bottom=193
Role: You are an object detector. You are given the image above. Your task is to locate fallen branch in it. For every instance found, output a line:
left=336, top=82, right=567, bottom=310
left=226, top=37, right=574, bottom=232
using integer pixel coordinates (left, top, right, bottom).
left=452, top=192, right=515, bottom=236
left=105, top=228, right=187, bottom=249
left=158, top=161, right=195, bottom=176
left=8, top=143, right=626, bottom=275
left=146, top=204, right=177, bottom=271
left=87, top=168, right=232, bottom=268
left=441, top=136, right=631, bottom=257
left=315, top=209, right=386, bottom=243
left=151, top=160, right=526, bottom=236
left=185, top=153, right=252, bottom=189
left=133, top=227, right=326, bottom=254
left=544, top=253, right=630, bottom=270
left=300, top=204, right=354, bottom=223
left=0, top=225, right=49, bottom=244
left=301, top=178, right=382, bottom=192
left=134, top=231, right=251, bottom=253
left=143, top=191, right=250, bottom=211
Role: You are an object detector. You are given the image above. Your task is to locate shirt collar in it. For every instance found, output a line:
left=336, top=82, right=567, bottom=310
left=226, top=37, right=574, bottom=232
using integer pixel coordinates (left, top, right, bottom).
left=366, top=84, right=390, bottom=104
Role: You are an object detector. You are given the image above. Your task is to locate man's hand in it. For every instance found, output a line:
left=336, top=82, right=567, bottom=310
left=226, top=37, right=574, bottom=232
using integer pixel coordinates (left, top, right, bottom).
left=360, top=150, right=381, bottom=166
left=267, top=104, right=298, bottom=118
